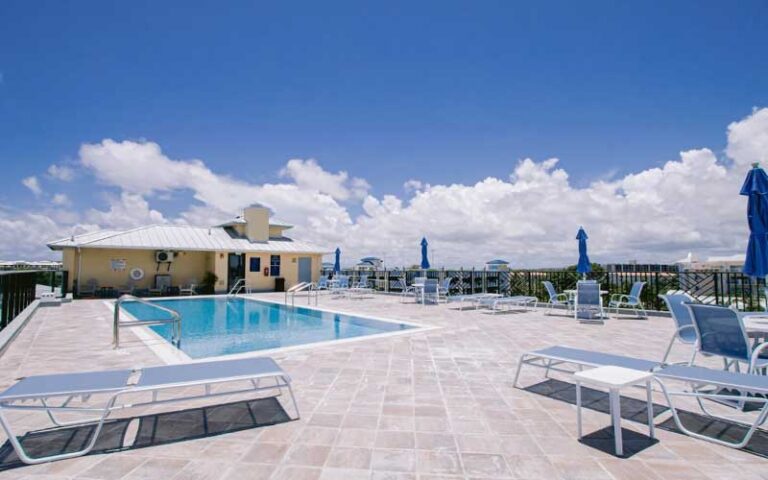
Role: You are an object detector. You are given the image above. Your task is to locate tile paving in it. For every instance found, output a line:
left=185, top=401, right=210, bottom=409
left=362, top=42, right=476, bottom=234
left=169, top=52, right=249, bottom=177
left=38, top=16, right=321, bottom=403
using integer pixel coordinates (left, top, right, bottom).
left=0, top=294, right=766, bottom=479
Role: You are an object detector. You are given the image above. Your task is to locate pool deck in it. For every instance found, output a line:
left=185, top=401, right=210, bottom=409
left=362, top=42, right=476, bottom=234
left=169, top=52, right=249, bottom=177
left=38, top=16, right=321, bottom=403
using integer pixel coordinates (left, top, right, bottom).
left=0, top=293, right=766, bottom=479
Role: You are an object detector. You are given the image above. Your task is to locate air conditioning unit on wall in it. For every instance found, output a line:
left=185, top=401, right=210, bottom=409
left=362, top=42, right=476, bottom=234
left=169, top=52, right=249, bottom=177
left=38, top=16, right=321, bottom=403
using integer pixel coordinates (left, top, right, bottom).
left=155, top=250, right=175, bottom=262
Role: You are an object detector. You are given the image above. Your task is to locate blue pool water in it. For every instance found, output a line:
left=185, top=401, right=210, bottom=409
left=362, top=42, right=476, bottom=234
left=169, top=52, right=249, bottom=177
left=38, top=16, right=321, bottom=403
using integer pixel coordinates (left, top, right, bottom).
left=121, top=297, right=414, bottom=358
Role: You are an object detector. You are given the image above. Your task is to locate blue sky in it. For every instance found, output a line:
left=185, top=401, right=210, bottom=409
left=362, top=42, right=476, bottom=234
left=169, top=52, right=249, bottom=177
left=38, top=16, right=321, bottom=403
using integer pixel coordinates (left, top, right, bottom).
left=1, top=1, right=768, bottom=264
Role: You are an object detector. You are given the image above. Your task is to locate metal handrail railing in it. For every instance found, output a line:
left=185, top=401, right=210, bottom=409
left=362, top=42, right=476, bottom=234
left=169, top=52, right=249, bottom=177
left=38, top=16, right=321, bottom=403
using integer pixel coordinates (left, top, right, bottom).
left=113, top=294, right=181, bottom=349
left=228, top=278, right=246, bottom=296
left=285, top=282, right=318, bottom=307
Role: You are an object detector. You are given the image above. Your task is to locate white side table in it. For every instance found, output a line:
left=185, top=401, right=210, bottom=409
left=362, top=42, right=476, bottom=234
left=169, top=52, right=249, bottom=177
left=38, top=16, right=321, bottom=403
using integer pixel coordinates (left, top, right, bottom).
left=574, top=366, right=655, bottom=456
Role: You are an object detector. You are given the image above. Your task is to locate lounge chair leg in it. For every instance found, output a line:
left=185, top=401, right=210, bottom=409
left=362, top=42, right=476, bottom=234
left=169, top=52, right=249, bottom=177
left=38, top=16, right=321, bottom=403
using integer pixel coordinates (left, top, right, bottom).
left=655, top=378, right=768, bottom=449
left=544, top=359, right=553, bottom=379
left=284, top=380, right=301, bottom=420
left=512, top=355, right=528, bottom=388
left=661, top=335, right=676, bottom=364
left=0, top=396, right=117, bottom=465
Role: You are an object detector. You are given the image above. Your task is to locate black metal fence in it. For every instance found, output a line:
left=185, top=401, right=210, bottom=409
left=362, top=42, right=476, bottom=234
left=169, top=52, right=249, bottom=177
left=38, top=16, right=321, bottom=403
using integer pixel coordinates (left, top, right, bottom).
left=0, top=271, right=38, bottom=330
left=333, top=268, right=767, bottom=312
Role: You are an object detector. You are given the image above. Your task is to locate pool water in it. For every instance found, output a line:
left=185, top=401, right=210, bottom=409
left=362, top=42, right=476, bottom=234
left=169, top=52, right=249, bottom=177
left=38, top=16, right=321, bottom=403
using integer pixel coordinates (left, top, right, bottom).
left=121, top=297, right=414, bottom=358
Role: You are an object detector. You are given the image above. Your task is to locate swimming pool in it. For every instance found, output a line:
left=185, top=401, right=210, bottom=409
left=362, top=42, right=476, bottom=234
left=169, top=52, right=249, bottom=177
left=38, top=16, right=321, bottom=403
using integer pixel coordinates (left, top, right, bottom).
left=120, top=297, right=416, bottom=359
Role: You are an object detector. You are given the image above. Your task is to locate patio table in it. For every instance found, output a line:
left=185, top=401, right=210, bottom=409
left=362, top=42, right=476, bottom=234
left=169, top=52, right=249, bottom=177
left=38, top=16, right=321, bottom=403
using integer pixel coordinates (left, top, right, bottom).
left=739, top=313, right=768, bottom=337
left=564, top=289, right=608, bottom=296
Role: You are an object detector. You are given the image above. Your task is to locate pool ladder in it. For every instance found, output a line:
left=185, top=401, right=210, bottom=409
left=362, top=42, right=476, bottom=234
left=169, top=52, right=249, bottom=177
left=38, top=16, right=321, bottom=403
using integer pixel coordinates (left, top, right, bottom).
left=228, top=278, right=246, bottom=296
left=113, top=294, right=182, bottom=349
left=285, top=282, right=318, bottom=307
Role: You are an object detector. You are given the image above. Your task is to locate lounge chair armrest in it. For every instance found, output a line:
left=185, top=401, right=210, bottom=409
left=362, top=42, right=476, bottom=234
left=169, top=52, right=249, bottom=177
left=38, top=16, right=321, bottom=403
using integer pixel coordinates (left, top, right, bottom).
left=751, top=342, right=768, bottom=370
left=610, top=294, right=635, bottom=304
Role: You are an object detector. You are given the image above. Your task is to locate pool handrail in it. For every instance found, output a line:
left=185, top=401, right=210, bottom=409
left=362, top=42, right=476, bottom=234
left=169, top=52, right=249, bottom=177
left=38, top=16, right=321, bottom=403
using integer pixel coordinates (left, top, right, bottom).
left=113, top=294, right=181, bottom=349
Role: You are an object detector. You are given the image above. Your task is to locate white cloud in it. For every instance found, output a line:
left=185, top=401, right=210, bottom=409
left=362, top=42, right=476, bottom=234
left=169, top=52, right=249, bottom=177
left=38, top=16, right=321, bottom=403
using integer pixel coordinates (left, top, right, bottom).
left=22, top=176, right=42, bottom=196
left=51, top=193, right=71, bottom=206
left=85, top=192, right=166, bottom=229
left=726, top=107, right=768, bottom=167
left=3, top=108, right=768, bottom=267
left=0, top=211, right=68, bottom=259
left=404, top=179, right=429, bottom=193
left=280, top=158, right=370, bottom=201
left=47, top=164, right=75, bottom=182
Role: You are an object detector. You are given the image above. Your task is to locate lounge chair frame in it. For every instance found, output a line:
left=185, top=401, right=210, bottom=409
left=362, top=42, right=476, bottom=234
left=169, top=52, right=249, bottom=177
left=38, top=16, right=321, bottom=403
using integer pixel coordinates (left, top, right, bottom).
left=514, top=345, right=768, bottom=449
left=0, top=358, right=299, bottom=465
left=477, top=295, right=538, bottom=313
left=653, top=365, right=768, bottom=448
left=446, top=293, right=502, bottom=310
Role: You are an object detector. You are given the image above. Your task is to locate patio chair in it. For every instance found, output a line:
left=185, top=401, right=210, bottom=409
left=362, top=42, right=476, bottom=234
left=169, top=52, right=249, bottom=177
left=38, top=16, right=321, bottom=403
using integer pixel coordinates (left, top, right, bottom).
left=658, top=293, right=698, bottom=364
left=331, top=275, right=350, bottom=296
left=117, top=280, right=137, bottom=296
left=179, top=280, right=198, bottom=296
left=396, top=278, right=417, bottom=303
left=354, top=274, right=369, bottom=289
left=573, top=280, right=605, bottom=322
left=420, top=279, right=439, bottom=305
left=315, top=277, right=329, bottom=291
left=78, top=278, right=99, bottom=297
left=0, top=357, right=299, bottom=465
left=608, top=281, right=647, bottom=318
left=542, top=281, right=570, bottom=315
left=685, top=303, right=768, bottom=375
left=438, top=277, right=453, bottom=302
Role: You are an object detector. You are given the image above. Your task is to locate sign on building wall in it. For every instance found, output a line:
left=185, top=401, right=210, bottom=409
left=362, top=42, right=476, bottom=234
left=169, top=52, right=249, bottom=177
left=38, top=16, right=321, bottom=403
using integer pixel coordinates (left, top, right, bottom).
left=110, top=258, right=127, bottom=272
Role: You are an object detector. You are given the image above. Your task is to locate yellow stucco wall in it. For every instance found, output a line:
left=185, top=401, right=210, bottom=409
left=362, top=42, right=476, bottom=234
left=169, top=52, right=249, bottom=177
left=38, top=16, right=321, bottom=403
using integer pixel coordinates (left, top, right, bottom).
left=59, top=247, right=322, bottom=294
left=244, top=253, right=322, bottom=292
left=268, top=225, right=289, bottom=237
left=244, top=208, right=269, bottom=242
left=67, top=248, right=210, bottom=291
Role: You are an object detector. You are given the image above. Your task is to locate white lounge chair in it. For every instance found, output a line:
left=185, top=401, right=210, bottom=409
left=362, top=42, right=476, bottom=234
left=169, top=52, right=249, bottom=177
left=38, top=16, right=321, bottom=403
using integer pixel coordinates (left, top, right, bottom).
left=514, top=345, right=768, bottom=449
left=477, top=295, right=538, bottom=313
left=446, top=293, right=502, bottom=310
left=0, top=357, right=299, bottom=465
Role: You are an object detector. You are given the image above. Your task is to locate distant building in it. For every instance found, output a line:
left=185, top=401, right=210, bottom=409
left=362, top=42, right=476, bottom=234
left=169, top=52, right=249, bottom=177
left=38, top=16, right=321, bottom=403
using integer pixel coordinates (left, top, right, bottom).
left=48, top=205, right=328, bottom=294
left=604, top=262, right=678, bottom=273
left=321, top=262, right=335, bottom=273
left=0, top=260, right=62, bottom=271
left=674, top=252, right=745, bottom=273
left=485, top=259, right=510, bottom=271
left=355, top=257, right=384, bottom=271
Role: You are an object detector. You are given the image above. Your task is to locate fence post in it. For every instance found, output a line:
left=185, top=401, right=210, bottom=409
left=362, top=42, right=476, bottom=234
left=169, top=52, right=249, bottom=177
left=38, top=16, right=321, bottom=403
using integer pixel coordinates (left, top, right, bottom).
left=712, top=272, right=719, bottom=306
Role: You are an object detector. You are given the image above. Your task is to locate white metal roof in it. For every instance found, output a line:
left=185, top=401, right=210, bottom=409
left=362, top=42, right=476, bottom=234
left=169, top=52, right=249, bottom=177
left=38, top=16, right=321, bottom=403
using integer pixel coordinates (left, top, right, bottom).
left=47, top=224, right=329, bottom=254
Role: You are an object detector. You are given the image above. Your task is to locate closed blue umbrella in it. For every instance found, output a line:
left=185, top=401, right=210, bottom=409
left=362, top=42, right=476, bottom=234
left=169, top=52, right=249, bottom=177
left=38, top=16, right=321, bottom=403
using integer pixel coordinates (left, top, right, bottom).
left=741, top=163, right=768, bottom=278
left=576, top=227, right=591, bottom=279
left=333, top=247, right=341, bottom=274
left=420, top=237, right=430, bottom=269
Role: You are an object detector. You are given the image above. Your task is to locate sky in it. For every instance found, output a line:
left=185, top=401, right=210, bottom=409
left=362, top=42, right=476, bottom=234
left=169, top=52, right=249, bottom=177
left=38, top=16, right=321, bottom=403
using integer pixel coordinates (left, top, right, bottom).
left=1, top=1, right=768, bottom=267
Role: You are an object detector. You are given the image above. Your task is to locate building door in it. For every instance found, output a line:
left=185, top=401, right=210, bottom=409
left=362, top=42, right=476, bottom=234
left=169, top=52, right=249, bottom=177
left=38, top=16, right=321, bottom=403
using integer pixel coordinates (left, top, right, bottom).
left=298, top=257, right=312, bottom=284
left=227, top=253, right=246, bottom=292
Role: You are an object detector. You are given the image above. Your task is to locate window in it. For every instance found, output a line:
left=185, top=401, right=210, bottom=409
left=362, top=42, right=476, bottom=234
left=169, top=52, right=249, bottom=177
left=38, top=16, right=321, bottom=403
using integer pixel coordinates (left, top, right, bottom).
left=249, top=257, right=261, bottom=272
left=270, top=255, right=281, bottom=277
